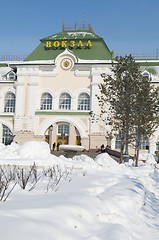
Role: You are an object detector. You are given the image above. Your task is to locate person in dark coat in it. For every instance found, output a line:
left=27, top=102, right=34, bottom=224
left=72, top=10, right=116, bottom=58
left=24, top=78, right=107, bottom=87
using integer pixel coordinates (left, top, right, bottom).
left=53, top=142, right=56, bottom=151
left=57, top=142, right=60, bottom=151
left=101, top=144, right=105, bottom=153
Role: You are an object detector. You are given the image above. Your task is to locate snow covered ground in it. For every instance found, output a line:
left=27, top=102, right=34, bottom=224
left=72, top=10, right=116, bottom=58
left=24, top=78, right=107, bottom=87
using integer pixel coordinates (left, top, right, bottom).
left=0, top=141, right=159, bottom=240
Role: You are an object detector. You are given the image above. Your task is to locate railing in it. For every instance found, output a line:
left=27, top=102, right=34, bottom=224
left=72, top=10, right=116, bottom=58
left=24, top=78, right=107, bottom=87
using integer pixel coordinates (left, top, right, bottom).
left=0, top=55, right=28, bottom=61
left=114, top=51, right=159, bottom=59
left=0, top=52, right=159, bottom=61
left=62, top=22, right=94, bottom=33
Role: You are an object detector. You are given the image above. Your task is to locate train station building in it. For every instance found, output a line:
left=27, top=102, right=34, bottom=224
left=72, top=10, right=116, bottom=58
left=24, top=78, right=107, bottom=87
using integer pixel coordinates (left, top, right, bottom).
left=0, top=24, right=159, bottom=153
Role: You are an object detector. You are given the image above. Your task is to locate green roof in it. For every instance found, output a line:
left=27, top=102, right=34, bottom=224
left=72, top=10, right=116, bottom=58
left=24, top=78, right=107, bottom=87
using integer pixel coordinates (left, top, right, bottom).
left=24, top=30, right=113, bottom=61
left=41, top=30, right=102, bottom=41
left=0, top=63, right=8, bottom=67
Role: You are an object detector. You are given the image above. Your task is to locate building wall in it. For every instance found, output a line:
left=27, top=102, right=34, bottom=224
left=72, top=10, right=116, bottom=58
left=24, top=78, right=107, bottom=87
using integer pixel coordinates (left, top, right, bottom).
left=1, top=55, right=159, bottom=154
left=8, top=50, right=112, bottom=150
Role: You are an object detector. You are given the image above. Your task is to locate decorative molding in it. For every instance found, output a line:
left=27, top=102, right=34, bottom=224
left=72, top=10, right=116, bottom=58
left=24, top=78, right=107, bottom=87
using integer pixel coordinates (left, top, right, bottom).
left=35, top=111, right=90, bottom=115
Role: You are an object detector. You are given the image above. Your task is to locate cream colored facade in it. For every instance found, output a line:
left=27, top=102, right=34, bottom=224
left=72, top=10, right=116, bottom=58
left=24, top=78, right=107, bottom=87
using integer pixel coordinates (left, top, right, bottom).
left=0, top=49, right=113, bottom=151
left=0, top=37, right=159, bottom=154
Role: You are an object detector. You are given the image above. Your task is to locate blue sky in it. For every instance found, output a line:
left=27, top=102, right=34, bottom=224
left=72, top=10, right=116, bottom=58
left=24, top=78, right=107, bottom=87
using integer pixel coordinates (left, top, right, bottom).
left=0, top=0, right=158, bottom=57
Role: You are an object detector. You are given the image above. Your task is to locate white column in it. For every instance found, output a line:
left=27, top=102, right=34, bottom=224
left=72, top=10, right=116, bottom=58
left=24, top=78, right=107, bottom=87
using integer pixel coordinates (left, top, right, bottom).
left=72, top=96, right=76, bottom=111
left=0, top=124, right=2, bottom=144
left=14, top=80, right=25, bottom=131
left=28, top=77, right=38, bottom=116
left=149, top=130, right=159, bottom=154
left=27, top=76, right=38, bottom=131
left=54, top=97, right=59, bottom=111
left=53, top=123, right=57, bottom=143
left=15, top=81, right=25, bottom=116
left=69, top=124, right=76, bottom=145
left=149, top=135, right=157, bottom=154
left=90, top=71, right=100, bottom=133
left=149, top=141, right=156, bottom=154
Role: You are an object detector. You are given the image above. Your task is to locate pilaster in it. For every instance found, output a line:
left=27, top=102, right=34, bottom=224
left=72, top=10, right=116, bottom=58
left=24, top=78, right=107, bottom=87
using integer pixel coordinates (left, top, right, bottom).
left=90, top=68, right=101, bottom=133
left=69, top=124, right=76, bottom=145
left=27, top=76, right=38, bottom=131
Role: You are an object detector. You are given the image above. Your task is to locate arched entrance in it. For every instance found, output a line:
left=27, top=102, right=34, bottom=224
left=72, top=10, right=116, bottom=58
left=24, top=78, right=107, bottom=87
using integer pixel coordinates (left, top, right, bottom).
left=57, top=123, right=69, bottom=147
left=44, top=122, right=81, bottom=150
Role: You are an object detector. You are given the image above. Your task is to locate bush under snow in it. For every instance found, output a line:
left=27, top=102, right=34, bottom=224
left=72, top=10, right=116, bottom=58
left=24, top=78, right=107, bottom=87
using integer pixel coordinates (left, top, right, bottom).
left=0, top=141, right=158, bottom=240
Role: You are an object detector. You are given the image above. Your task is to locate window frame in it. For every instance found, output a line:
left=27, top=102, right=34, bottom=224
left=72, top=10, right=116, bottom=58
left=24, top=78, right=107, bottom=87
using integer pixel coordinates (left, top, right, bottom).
left=2, top=124, right=14, bottom=145
left=40, top=92, right=53, bottom=110
left=78, top=92, right=90, bottom=111
left=4, top=92, right=16, bottom=113
left=142, top=71, right=150, bottom=79
left=58, top=124, right=69, bottom=135
left=59, top=92, right=71, bottom=110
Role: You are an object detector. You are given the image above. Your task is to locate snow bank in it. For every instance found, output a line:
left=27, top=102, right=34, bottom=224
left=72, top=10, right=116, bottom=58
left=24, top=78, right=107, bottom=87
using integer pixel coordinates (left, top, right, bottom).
left=17, top=141, right=50, bottom=159
left=0, top=141, right=159, bottom=239
left=0, top=141, right=158, bottom=170
left=0, top=143, right=6, bottom=150
left=95, top=153, right=120, bottom=169
left=139, top=153, right=157, bottom=165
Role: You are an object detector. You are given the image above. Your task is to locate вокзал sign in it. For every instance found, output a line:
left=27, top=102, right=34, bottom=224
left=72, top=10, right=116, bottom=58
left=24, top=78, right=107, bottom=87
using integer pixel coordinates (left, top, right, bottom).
left=45, top=40, right=92, bottom=49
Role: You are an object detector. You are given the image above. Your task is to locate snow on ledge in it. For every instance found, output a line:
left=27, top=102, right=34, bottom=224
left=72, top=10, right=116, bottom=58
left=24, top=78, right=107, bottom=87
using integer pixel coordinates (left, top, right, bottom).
left=77, top=58, right=113, bottom=64
left=59, top=144, right=84, bottom=152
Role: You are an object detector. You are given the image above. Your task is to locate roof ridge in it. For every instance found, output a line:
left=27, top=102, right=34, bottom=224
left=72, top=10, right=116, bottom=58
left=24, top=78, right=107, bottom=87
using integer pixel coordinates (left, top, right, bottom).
left=40, top=30, right=102, bottom=41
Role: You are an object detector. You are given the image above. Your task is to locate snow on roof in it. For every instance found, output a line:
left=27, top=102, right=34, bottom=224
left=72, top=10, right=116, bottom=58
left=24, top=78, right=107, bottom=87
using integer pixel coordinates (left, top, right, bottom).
left=47, top=34, right=57, bottom=39
left=42, top=30, right=100, bottom=41
left=67, top=31, right=97, bottom=38
left=0, top=67, right=11, bottom=76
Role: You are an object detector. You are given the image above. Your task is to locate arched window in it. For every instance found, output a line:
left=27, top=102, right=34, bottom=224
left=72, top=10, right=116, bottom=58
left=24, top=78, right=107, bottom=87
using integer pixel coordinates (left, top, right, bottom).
left=143, top=72, right=150, bottom=79
left=78, top=93, right=90, bottom=110
left=58, top=124, right=69, bottom=135
left=4, top=92, right=15, bottom=113
left=7, top=71, right=16, bottom=81
left=59, top=93, right=71, bottom=110
left=2, top=124, right=14, bottom=145
left=40, top=93, right=52, bottom=110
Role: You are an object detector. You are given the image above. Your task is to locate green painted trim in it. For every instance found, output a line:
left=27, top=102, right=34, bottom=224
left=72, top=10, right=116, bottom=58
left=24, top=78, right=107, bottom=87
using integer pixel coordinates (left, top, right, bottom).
left=0, top=64, right=8, bottom=67
left=137, top=62, right=159, bottom=66
left=35, top=111, right=90, bottom=115
left=0, top=115, right=13, bottom=117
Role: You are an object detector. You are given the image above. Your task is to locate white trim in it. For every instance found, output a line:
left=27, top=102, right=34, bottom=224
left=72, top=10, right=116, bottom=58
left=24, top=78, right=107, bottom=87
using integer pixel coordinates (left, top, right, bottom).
left=77, top=58, right=113, bottom=64
left=36, top=88, right=55, bottom=110
left=55, top=49, right=77, bottom=64
left=11, top=60, right=55, bottom=66
left=55, top=88, right=74, bottom=98
left=0, top=87, right=15, bottom=114
left=74, top=88, right=90, bottom=96
left=74, top=89, right=90, bottom=111
left=55, top=88, right=73, bottom=110
left=0, top=120, right=13, bottom=132
left=142, top=70, right=150, bottom=77
left=136, top=60, right=159, bottom=63
left=36, top=116, right=88, bottom=138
